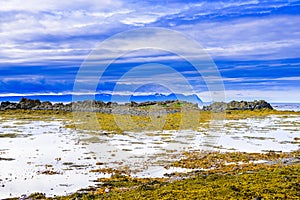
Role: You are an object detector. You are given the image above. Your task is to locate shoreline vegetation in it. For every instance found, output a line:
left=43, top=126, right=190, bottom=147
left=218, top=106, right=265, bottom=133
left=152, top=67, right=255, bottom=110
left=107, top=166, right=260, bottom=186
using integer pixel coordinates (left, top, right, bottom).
left=1, top=98, right=300, bottom=199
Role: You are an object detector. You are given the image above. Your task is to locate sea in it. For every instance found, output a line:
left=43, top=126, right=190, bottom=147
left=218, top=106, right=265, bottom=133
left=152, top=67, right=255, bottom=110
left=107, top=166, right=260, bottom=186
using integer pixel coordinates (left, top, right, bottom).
left=271, top=103, right=300, bottom=112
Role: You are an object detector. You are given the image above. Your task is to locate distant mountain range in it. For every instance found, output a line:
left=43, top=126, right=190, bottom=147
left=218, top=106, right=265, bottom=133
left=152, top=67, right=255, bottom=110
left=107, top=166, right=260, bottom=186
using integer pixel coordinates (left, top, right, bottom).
left=0, top=93, right=203, bottom=105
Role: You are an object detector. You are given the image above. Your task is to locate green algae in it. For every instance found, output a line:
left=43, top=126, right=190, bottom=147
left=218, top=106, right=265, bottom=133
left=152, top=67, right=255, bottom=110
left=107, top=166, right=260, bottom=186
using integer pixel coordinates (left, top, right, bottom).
left=45, top=163, right=300, bottom=200
left=70, top=111, right=206, bottom=133
left=1, top=109, right=300, bottom=134
left=0, top=110, right=72, bottom=122
left=171, top=151, right=298, bottom=169
left=7, top=146, right=299, bottom=199
left=0, top=133, right=18, bottom=138
left=41, top=151, right=300, bottom=200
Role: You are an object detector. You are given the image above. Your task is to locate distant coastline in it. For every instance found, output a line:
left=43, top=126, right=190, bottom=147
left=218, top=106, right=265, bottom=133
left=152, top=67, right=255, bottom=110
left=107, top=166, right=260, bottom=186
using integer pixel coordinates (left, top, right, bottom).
left=271, top=103, right=300, bottom=112
left=0, top=93, right=202, bottom=104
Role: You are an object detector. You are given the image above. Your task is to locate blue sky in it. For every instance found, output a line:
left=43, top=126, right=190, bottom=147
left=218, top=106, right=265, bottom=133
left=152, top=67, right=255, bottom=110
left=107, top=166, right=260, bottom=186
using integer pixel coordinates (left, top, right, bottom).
left=0, top=0, right=299, bottom=102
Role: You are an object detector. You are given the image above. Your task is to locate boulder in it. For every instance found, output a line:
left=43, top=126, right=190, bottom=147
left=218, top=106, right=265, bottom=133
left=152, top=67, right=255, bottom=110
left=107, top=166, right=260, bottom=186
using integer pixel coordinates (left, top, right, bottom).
left=203, top=102, right=227, bottom=112
left=35, top=101, right=53, bottom=110
left=17, top=98, right=41, bottom=109
left=0, top=101, right=17, bottom=110
left=203, top=100, right=273, bottom=112
left=53, top=103, right=64, bottom=111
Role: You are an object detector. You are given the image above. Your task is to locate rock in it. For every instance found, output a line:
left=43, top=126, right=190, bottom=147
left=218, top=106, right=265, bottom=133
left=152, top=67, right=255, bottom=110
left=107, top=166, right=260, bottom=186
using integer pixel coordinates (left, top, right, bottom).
left=203, top=100, right=273, bottom=112
left=0, top=101, right=17, bottom=110
left=1, top=101, right=12, bottom=108
left=17, top=98, right=41, bottom=109
left=53, top=103, right=64, bottom=110
left=138, top=101, right=157, bottom=107
left=130, top=101, right=138, bottom=107
left=40, top=101, right=53, bottom=110
left=203, top=102, right=227, bottom=112
left=253, top=100, right=273, bottom=110
left=0, top=98, right=272, bottom=115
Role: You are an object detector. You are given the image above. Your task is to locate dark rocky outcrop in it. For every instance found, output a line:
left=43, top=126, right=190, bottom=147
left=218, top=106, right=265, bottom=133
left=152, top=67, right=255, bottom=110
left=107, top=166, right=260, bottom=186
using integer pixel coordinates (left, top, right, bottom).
left=0, top=98, right=273, bottom=114
left=202, top=100, right=273, bottom=112
left=17, top=98, right=41, bottom=110
left=34, top=101, right=53, bottom=110
left=0, top=101, right=17, bottom=110
left=0, top=98, right=199, bottom=115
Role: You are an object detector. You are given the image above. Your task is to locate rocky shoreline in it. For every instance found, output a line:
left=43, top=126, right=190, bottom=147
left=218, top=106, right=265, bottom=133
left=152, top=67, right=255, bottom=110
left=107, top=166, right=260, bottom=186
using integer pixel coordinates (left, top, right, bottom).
left=0, top=98, right=273, bottom=114
left=202, top=100, right=273, bottom=111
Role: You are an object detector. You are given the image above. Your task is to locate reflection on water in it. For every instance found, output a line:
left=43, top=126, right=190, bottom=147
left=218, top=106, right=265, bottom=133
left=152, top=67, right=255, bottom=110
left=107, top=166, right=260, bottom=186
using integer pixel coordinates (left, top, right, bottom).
left=0, top=115, right=299, bottom=198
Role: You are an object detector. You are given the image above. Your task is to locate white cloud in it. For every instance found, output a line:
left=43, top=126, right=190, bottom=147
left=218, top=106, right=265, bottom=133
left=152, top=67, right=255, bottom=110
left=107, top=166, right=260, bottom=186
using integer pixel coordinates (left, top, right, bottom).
left=275, top=76, right=300, bottom=81
left=198, top=89, right=300, bottom=103
left=176, top=15, right=300, bottom=59
left=2, top=75, right=44, bottom=84
left=1, top=1, right=298, bottom=65
left=0, top=0, right=122, bottom=12
left=120, top=15, right=161, bottom=26
left=0, top=3, right=131, bottom=65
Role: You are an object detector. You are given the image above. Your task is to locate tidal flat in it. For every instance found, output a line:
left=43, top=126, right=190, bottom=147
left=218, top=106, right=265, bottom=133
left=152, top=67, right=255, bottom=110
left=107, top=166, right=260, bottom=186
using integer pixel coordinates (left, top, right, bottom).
left=0, top=109, right=300, bottom=199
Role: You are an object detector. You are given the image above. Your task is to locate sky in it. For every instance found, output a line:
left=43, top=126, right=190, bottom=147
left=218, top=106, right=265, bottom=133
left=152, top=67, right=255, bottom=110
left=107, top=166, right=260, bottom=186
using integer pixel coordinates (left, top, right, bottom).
left=0, top=0, right=300, bottom=102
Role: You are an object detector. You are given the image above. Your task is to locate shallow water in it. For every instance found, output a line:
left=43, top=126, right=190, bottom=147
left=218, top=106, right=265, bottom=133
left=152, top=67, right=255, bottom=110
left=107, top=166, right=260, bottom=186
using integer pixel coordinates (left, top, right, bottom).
left=0, top=120, right=97, bottom=198
left=271, top=103, right=300, bottom=112
left=0, top=115, right=299, bottom=198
